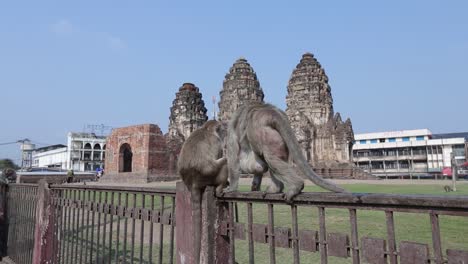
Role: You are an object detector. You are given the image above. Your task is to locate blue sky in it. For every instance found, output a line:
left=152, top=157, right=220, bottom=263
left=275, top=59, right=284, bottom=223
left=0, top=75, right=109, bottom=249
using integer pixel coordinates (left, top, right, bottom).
left=1, top=1, right=467, bottom=163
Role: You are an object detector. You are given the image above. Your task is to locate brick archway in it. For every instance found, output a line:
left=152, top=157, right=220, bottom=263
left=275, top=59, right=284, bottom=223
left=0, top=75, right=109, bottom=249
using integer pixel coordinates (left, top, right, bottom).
left=119, top=143, right=133, bottom=172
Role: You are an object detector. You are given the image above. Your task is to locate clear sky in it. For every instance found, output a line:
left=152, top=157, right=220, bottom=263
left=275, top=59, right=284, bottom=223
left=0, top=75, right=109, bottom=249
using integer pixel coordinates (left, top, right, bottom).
left=1, top=1, right=467, bottom=163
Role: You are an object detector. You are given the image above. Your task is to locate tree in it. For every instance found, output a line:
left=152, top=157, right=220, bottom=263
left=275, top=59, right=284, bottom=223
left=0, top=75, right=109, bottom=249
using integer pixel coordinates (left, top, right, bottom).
left=0, top=159, right=19, bottom=170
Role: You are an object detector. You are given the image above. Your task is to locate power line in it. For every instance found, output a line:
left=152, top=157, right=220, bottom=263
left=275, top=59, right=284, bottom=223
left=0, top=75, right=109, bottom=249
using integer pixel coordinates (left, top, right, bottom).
left=0, top=141, right=18, bottom=146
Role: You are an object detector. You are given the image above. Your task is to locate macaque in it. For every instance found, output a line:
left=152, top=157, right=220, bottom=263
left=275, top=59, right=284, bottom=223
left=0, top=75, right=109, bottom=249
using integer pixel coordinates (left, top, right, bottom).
left=225, top=102, right=347, bottom=201
left=177, top=120, right=228, bottom=264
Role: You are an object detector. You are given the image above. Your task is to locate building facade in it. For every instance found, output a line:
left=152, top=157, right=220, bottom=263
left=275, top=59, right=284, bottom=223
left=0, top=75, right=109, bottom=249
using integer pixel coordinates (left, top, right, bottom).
left=353, top=129, right=468, bottom=177
left=66, top=132, right=107, bottom=172
left=32, top=144, right=68, bottom=169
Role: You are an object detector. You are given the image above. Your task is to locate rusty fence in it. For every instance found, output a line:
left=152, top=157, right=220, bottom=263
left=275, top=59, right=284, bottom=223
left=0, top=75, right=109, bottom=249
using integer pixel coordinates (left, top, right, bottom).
left=2, top=182, right=176, bottom=264
left=4, top=184, right=38, bottom=264
left=2, top=181, right=468, bottom=264
left=49, top=185, right=176, bottom=264
left=214, top=191, right=468, bottom=264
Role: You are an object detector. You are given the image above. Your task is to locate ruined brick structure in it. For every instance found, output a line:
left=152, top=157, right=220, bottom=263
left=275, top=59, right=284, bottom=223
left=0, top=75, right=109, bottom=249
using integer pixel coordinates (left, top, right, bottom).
left=218, top=57, right=264, bottom=122
left=102, top=124, right=175, bottom=183
left=286, top=53, right=355, bottom=168
left=168, top=83, right=208, bottom=141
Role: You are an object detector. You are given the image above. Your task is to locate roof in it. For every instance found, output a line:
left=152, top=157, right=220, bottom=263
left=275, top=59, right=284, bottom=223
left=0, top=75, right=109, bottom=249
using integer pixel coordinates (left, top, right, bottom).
left=34, top=144, right=67, bottom=153
left=432, top=132, right=468, bottom=141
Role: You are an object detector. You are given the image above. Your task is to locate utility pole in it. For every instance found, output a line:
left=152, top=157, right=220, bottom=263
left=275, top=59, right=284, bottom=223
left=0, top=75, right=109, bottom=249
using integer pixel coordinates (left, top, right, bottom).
left=212, top=95, right=217, bottom=120
left=451, top=152, right=457, bottom=192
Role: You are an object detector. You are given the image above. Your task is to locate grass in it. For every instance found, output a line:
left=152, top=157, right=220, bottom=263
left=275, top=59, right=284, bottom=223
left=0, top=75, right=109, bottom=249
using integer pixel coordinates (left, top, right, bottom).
left=230, top=182, right=468, bottom=263
left=59, top=182, right=468, bottom=263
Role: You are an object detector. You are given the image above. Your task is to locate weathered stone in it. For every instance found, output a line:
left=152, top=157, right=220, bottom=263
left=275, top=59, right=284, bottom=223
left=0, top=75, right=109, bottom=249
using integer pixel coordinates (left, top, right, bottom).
left=168, top=83, right=208, bottom=141
left=286, top=53, right=355, bottom=176
left=218, top=57, right=264, bottom=122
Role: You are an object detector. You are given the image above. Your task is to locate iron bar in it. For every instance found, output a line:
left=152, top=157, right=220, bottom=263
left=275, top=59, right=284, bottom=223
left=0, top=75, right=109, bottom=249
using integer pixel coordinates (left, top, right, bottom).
left=102, top=191, right=108, bottom=263
left=430, top=213, right=443, bottom=264
left=169, top=196, right=176, bottom=264
left=247, top=202, right=255, bottom=264
left=123, top=192, right=129, bottom=264
left=139, top=194, right=145, bottom=264
left=385, top=211, right=398, bottom=264
left=291, top=205, right=300, bottom=264
left=318, top=207, right=327, bottom=264
left=148, top=194, right=155, bottom=264
left=108, top=191, right=115, bottom=264
left=267, top=203, right=276, bottom=264
left=96, top=190, right=102, bottom=264
left=158, top=196, right=165, bottom=264
left=131, top=193, right=137, bottom=263
left=349, top=209, right=360, bottom=264
left=115, top=191, right=122, bottom=263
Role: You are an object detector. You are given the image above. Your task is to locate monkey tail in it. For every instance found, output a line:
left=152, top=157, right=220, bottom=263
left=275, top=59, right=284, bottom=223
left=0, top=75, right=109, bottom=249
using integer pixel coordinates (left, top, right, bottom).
left=191, top=187, right=202, bottom=264
left=272, top=110, right=348, bottom=193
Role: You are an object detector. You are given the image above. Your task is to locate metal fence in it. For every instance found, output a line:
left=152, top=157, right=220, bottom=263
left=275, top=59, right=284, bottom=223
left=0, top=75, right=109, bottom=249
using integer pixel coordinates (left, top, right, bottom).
left=5, top=184, right=38, bottom=264
left=2, top=182, right=468, bottom=264
left=217, top=192, right=468, bottom=264
left=50, top=185, right=176, bottom=264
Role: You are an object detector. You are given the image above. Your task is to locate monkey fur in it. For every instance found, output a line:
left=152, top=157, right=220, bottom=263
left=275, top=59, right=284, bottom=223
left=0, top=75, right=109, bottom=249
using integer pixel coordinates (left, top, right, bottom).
left=177, top=120, right=228, bottom=264
left=225, top=102, right=347, bottom=201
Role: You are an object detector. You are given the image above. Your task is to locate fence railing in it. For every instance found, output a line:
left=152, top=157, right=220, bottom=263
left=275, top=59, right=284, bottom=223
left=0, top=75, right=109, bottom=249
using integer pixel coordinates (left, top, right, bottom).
left=1, top=181, right=468, bottom=264
left=215, top=191, right=468, bottom=264
left=5, top=184, right=38, bottom=264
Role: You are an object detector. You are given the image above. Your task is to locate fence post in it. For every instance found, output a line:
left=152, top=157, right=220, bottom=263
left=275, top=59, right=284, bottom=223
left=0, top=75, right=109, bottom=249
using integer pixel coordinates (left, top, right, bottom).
left=32, top=179, right=56, bottom=264
left=0, top=183, right=7, bottom=257
left=175, top=182, right=230, bottom=264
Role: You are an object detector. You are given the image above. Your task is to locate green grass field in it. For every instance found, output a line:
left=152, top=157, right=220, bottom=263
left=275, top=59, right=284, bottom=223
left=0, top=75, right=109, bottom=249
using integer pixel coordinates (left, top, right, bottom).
left=230, top=182, right=468, bottom=263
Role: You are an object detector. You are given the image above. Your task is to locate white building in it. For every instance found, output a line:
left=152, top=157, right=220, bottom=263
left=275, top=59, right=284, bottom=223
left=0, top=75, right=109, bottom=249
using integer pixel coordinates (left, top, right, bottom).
left=66, top=132, right=107, bottom=172
left=32, top=144, right=68, bottom=169
left=32, top=132, right=107, bottom=172
left=352, top=129, right=468, bottom=178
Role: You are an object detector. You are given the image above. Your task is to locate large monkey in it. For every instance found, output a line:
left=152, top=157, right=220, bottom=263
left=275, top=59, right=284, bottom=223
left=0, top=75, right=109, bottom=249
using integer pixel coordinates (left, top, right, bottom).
left=177, top=120, right=228, bottom=264
left=225, top=102, right=347, bottom=201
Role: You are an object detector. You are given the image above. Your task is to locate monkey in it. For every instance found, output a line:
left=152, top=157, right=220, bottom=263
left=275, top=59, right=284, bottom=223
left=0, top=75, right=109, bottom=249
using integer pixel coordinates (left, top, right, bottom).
left=177, top=120, right=228, bottom=264
left=224, top=102, right=348, bottom=201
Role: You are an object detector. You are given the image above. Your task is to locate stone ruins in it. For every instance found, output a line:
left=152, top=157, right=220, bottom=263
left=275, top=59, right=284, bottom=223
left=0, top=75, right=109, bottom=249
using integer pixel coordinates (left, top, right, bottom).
left=104, top=54, right=370, bottom=182
left=218, top=57, right=264, bottom=122
left=285, top=53, right=354, bottom=168
left=168, top=83, right=208, bottom=141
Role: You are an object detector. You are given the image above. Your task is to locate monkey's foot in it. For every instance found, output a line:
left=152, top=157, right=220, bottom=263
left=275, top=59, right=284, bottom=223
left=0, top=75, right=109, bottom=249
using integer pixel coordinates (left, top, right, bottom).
left=284, top=183, right=304, bottom=202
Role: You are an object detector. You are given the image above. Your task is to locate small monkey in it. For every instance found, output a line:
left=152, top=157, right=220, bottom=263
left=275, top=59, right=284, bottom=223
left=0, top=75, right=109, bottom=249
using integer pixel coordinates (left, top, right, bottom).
left=177, top=120, right=228, bottom=264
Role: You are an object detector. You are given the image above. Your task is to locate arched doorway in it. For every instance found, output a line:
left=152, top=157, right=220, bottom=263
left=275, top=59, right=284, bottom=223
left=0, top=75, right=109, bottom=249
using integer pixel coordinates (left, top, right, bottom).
left=119, top=143, right=133, bottom=172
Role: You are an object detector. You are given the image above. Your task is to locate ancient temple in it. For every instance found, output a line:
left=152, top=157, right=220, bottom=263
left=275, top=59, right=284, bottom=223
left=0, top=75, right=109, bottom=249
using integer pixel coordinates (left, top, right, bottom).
left=168, top=83, right=208, bottom=141
left=286, top=53, right=355, bottom=167
left=218, top=58, right=264, bottom=122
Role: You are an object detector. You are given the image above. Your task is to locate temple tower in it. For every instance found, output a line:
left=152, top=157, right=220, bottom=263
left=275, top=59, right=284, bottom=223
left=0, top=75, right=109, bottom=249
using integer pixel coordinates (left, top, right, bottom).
left=168, top=83, right=208, bottom=141
left=218, top=57, right=264, bottom=122
left=286, top=53, right=354, bottom=166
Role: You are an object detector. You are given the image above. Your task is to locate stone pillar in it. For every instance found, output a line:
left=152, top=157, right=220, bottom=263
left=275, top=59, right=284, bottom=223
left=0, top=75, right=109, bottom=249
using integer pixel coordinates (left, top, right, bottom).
left=32, top=180, right=56, bottom=264
left=175, top=182, right=229, bottom=264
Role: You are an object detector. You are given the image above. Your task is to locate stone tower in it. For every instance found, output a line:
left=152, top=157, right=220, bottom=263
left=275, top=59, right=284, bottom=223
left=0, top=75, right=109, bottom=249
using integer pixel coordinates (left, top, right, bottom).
left=218, top=57, right=264, bottom=122
left=168, top=83, right=208, bottom=141
left=286, top=53, right=354, bottom=166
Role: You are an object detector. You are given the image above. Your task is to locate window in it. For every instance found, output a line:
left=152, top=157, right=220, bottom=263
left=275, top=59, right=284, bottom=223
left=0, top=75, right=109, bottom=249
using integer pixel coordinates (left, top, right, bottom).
left=370, top=139, right=378, bottom=144
left=402, top=137, right=410, bottom=142
left=416, top=136, right=425, bottom=141
left=388, top=138, right=396, bottom=142
left=359, top=140, right=367, bottom=144
left=379, top=138, right=385, bottom=143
